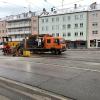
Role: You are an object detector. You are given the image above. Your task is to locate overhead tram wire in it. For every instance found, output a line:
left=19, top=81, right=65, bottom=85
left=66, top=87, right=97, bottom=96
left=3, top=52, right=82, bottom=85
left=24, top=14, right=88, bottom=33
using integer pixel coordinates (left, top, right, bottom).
left=56, top=0, right=84, bottom=9
left=25, top=0, right=43, bottom=12
left=0, top=1, right=30, bottom=15
left=0, top=0, right=85, bottom=18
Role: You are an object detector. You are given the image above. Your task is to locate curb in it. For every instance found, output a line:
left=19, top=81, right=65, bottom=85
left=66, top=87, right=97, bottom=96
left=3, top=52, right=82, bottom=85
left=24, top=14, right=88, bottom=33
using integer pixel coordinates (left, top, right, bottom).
left=0, top=77, right=72, bottom=100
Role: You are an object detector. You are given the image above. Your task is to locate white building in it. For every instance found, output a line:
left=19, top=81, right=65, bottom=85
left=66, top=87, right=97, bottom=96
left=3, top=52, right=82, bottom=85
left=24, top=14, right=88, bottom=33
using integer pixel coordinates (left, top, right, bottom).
left=87, top=3, right=100, bottom=48
left=6, top=12, right=38, bottom=42
left=39, top=5, right=88, bottom=48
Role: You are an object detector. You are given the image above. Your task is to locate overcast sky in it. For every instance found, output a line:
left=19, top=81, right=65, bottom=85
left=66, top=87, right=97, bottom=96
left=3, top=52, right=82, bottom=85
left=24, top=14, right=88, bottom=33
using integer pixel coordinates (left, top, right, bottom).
left=0, top=0, right=99, bottom=18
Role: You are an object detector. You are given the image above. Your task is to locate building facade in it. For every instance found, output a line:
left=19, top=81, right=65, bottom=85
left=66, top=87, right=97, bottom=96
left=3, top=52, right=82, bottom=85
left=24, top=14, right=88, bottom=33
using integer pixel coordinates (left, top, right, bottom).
left=87, top=6, right=100, bottom=48
left=0, top=3, right=100, bottom=49
left=6, top=12, right=38, bottom=42
left=31, top=16, right=39, bottom=35
left=39, top=11, right=88, bottom=48
left=0, top=20, right=6, bottom=42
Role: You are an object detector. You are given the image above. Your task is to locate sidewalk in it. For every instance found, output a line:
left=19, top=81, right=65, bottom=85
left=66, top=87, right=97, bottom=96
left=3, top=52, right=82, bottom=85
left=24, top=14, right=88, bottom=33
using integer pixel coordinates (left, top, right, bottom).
left=67, top=48, right=100, bottom=51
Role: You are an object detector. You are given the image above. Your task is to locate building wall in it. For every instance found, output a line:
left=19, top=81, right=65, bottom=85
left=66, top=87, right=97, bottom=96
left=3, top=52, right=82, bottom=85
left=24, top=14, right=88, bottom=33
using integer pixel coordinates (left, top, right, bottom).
left=0, top=21, right=6, bottom=42
left=31, top=16, right=39, bottom=35
left=6, top=12, right=35, bottom=41
left=39, top=12, right=88, bottom=41
left=87, top=10, right=100, bottom=48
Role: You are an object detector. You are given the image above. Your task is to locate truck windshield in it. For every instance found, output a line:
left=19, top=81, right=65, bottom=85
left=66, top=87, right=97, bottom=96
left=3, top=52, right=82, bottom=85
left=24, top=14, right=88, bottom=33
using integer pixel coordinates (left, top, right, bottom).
left=60, top=39, right=65, bottom=44
left=54, top=38, right=65, bottom=44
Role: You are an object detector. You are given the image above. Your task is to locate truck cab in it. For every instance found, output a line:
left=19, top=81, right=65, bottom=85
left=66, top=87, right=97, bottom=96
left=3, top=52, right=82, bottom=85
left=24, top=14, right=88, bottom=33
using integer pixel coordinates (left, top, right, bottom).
left=44, top=36, right=66, bottom=54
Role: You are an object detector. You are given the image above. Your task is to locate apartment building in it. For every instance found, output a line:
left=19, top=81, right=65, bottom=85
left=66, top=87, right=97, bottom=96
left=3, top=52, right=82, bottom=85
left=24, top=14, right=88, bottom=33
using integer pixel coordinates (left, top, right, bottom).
left=0, top=20, right=6, bottom=42
left=39, top=7, right=88, bottom=48
left=87, top=3, right=100, bottom=48
left=0, top=3, right=100, bottom=49
left=6, top=12, right=38, bottom=42
left=31, top=16, right=39, bottom=35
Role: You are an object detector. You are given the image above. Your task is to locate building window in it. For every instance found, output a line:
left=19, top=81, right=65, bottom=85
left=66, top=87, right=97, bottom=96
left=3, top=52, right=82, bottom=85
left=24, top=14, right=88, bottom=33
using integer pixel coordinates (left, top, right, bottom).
left=67, top=24, right=71, bottom=29
left=68, top=16, right=71, bottom=20
left=63, top=33, right=66, bottom=37
left=15, top=35, right=17, bottom=38
left=63, top=16, right=66, bottom=21
left=56, top=17, right=59, bottom=22
left=52, top=18, right=55, bottom=22
left=80, top=23, right=83, bottom=27
left=92, top=13, right=98, bottom=17
left=75, top=24, right=78, bottom=28
left=67, top=32, right=71, bottom=36
left=90, top=39, right=96, bottom=47
left=52, top=33, right=55, bottom=36
left=46, top=26, right=48, bottom=31
left=92, top=22, right=98, bottom=27
left=20, top=34, right=23, bottom=38
left=24, top=13, right=28, bottom=17
left=80, top=32, right=83, bottom=36
left=56, top=33, right=59, bottom=36
left=42, top=27, right=44, bottom=31
left=75, top=32, right=78, bottom=36
left=92, top=30, right=98, bottom=34
left=42, top=19, right=44, bottom=23
left=2, top=30, right=4, bottom=33
left=17, top=15, right=20, bottom=18
left=62, top=25, right=66, bottom=30
left=80, top=14, right=83, bottom=19
left=56, top=25, right=59, bottom=30
left=75, top=15, right=78, bottom=20
left=45, top=18, right=48, bottom=22
left=52, top=26, right=55, bottom=30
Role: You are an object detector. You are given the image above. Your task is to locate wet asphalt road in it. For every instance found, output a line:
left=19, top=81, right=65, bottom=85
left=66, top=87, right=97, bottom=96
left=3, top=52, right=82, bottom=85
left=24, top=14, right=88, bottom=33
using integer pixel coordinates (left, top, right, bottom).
left=0, top=50, right=100, bottom=100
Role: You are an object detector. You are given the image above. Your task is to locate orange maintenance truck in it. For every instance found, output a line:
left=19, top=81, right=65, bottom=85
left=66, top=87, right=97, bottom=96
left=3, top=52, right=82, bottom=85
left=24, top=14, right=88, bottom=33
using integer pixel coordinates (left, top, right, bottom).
left=15, top=34, right=66, bottom=55
left=18, top=34, right=67, bottom=55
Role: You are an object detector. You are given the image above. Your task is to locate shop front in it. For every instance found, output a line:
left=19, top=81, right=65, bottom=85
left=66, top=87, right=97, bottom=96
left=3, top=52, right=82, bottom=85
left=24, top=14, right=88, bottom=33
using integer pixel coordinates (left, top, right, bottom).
left=66, top=40, right=87, bottom=49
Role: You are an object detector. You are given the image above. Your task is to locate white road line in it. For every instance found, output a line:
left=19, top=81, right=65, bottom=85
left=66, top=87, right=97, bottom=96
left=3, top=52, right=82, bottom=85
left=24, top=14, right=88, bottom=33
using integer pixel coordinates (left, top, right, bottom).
left=0, top=77, right=71, bottom=100
left=30, top=62, right=100, bottom=73
left=0, top=57, right=100, bottom=73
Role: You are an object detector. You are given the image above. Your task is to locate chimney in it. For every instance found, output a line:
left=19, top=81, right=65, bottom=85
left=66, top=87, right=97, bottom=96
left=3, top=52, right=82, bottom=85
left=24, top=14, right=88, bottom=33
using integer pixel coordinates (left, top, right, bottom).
left=74, top=4, right=77, bottom=9
left=43, top=8, right=46, bottom=12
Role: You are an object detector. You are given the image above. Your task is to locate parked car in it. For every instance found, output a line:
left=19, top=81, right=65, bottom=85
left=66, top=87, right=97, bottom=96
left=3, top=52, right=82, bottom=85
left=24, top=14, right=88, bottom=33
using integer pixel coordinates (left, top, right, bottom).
left=0, top=42, right=4, bottom=50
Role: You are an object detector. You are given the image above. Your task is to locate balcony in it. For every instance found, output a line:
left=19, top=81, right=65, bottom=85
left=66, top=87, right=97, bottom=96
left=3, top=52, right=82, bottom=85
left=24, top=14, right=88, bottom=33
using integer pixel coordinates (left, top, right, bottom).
left=7, top=31, right=31, bottom=35
left=6, top=23, right=31, bottom=29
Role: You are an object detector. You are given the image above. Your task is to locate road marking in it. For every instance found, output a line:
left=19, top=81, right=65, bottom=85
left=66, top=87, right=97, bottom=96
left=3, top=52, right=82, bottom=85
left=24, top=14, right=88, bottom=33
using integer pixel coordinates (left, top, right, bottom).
left=0, top=57, right=100, bottom=73
left=30, top=62, right=100, bottom=73
left=0, top=77, right=71, bottom=100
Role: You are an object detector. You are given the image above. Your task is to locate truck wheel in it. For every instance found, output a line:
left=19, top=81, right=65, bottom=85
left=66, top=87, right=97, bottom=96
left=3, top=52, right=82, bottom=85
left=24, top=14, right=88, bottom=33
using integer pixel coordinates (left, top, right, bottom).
left=51, top=49, right=56, bottom=55
left=58, top=51, right=61, bottom=55
left=55, top=50, right=61, bottom=55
